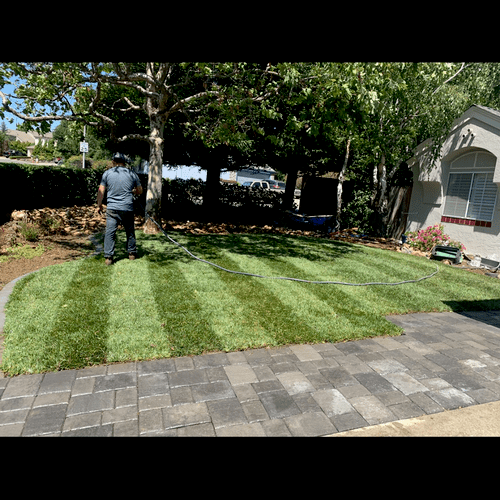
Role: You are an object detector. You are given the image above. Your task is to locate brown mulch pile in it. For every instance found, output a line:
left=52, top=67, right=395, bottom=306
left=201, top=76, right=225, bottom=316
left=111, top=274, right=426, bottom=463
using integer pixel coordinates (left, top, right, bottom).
left=1, top=205, right=496, bottom=291
left=0, top=206, right=107, bottom=290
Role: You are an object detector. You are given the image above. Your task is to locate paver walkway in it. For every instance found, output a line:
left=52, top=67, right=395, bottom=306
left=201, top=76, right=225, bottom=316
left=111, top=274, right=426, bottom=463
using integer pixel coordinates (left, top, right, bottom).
left=1, top=309, right=500, bottom=436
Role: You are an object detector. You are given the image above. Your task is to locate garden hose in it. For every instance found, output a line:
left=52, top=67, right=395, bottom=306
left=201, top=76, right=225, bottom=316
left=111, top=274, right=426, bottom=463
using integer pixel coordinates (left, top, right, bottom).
left=139, top=203, right=439, bottom=286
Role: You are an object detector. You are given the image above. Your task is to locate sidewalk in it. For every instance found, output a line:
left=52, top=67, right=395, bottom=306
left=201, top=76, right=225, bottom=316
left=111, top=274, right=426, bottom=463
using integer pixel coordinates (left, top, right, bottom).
left=330, top=399, right=500, bottom=436
left=2, top=284, right=500, bottom=435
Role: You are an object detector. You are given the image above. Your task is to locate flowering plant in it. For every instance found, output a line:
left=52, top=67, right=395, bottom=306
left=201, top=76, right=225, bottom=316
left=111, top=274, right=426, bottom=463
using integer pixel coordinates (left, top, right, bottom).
left=405, top=224, right=466, bottom=253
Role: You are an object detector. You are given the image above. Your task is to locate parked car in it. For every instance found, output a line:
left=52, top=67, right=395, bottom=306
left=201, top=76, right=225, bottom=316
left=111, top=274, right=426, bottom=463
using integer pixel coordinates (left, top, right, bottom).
left=269, top=180, right=286, bottom=191
left=268, top=180, right=301, bottom=197
left=5, top=150, right=27, bottom=158
left=241, top=180, right=271, bottom=189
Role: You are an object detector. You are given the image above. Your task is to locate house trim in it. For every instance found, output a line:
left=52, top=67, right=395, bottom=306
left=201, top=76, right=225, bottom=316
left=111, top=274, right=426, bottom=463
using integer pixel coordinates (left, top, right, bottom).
left=441, top=216, right=492, bottom=228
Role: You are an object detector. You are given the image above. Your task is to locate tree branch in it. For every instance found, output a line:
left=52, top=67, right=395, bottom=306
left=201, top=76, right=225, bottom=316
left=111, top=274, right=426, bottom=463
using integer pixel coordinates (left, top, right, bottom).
left=113, top=96, right=142, bottom=112
left=115, top=133, right=151, bottom=144
left=431, top=62, right=470, bottom=95
left=84, top=63, right=158, bottom=99
left=0, top=88, right=92, bottom=124
left=167, top=90, right=220, bottom=114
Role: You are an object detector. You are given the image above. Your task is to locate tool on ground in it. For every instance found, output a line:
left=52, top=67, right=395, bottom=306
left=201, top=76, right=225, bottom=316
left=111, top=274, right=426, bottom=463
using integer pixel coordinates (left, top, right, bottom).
left=431, top=245, right=462, bottom=265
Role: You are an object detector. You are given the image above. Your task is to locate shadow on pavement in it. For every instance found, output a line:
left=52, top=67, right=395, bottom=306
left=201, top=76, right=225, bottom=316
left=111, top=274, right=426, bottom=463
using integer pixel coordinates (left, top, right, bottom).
left=443, top=299, right=500, bottom=329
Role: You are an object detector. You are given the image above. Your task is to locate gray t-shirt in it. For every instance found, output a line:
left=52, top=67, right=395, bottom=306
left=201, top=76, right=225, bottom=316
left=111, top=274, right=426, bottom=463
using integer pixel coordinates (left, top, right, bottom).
left=100, top=167, right=141, bottom=212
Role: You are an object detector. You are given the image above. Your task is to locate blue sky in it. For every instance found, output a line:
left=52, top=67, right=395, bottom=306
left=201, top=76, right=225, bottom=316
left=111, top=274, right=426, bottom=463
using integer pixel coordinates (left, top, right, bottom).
left=1, top=81, right=60, bottom=131
left=1, top=83, right=22, bottom=128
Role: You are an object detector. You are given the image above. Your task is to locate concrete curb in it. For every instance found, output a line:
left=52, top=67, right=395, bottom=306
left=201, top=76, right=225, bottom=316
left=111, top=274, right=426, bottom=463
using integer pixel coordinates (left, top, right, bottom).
left=0, top=272, right=36, bottom=370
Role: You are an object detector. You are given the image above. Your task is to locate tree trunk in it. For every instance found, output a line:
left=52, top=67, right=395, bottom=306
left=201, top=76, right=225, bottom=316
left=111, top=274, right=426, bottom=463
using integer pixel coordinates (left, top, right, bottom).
left=298, top=172, right=311, bottom=212
left=284, top=166, right=298, bottom=211
left=369, top=154, right=388, bottom=236
left=144, top=115, right=165, bottom=234
left=335, top=137, right=350, bottom=231
left=204, top=165, right=221, bottom=218
left=386, top=184, right=413, bottom=240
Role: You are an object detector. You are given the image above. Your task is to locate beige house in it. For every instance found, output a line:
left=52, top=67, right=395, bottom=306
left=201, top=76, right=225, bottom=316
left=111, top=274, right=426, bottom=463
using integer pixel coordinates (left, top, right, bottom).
left=407, top=105, right=500, bottom=259
left=6, top=129, right=54, bottom=157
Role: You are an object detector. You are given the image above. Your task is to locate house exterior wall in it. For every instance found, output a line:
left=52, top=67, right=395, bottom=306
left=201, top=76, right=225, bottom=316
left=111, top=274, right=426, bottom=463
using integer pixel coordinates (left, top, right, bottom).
left=6, top=129, right=55, bottom=157
left=406, top=106, right=500, bottom=259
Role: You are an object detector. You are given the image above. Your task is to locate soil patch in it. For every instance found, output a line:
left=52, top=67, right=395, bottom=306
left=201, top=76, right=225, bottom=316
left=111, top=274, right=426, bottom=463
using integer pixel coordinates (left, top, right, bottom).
left=0, top=206, right=109, bottom=290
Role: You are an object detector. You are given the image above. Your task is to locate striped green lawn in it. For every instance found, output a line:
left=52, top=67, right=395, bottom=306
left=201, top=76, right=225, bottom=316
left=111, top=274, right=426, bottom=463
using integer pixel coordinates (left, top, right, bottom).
left=2, top=230, right=500, bottom=375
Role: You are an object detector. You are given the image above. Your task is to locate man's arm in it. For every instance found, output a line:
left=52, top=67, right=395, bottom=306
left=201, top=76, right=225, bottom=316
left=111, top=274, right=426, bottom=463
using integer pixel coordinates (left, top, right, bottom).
left=96, top=184, right=106, bottom=212
left=132, top=174, right=143, bottom=196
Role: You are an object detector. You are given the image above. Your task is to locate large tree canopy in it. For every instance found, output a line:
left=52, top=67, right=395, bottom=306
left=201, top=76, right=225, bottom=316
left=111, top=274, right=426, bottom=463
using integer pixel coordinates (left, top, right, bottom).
left=3, top=62, right=500, bottom=236
left=0, top=62, right=282, bottom=230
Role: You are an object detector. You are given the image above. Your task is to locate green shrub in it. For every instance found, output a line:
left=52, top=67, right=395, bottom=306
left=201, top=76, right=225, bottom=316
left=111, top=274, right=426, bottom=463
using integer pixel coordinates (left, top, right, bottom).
left=157, top=179, right=285, bottom=223
left=19, top=222, right=40, bottom=242
left=221, top=182, right=284, bottom=209
left=341, top=190, right=374, bottom=234
left=8, top=140, right=30, bottom=154
left=163, top=178, right=205, bottom=206
left=32, top=140, right=56, bottom=161
left=91, top=159, right=113, bottom=170
left=0, top=162, right=106, bottom=214
left=65, top=155, right=92, bottom=169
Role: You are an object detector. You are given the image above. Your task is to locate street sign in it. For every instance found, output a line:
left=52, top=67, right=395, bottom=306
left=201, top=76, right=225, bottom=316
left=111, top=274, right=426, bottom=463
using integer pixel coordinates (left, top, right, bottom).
left=80, top=141, right=89, bottom=153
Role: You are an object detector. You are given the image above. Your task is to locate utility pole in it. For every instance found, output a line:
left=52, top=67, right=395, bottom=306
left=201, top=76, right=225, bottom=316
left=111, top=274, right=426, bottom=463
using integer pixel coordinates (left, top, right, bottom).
left=83, top=125, right=86, bottom=169
left=80, top=125, right=88, bottom=169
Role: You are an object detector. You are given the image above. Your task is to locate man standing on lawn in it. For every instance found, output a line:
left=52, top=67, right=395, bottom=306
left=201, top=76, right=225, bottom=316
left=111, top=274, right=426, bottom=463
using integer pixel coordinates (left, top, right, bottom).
left=96, top=152, right=143, bottom=265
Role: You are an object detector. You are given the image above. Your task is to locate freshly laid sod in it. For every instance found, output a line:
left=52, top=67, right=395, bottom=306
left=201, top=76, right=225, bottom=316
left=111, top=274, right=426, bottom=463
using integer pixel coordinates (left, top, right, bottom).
left=2, top=230, right=500, bottom=375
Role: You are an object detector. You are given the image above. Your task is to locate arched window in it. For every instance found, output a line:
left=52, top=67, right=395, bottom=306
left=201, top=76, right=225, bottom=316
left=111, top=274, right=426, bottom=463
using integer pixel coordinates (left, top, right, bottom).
left=442, top=151, right=497, bottom=224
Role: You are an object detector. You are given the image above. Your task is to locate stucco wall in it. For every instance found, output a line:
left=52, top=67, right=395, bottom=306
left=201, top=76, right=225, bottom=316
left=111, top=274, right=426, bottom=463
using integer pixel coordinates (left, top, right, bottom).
left=406, top=106, right=500, bottom=259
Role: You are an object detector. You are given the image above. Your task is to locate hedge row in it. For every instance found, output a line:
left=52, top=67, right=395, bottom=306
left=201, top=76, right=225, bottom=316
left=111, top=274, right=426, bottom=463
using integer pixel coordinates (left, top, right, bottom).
left=1, top=163, right=285, bottom=222
left=0, top=162, right=107, bottom=217
left=161, top=178, right=284, bottom=210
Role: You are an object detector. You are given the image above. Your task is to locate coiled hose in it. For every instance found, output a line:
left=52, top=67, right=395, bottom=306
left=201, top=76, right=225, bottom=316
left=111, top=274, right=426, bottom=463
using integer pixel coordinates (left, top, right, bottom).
left=142, top=207, right=439, bottom=286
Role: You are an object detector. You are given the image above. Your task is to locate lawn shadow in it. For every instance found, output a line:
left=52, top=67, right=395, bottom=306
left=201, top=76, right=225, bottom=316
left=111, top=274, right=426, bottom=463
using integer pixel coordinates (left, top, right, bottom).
left=136, top=231, right=363, bottom=266
left=443, top=299, right=500, bottom=329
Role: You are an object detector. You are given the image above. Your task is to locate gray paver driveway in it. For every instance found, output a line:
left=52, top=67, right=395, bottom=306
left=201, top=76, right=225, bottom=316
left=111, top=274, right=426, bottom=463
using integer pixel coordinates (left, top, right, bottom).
left=2, top=310, right=500, bottom=436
